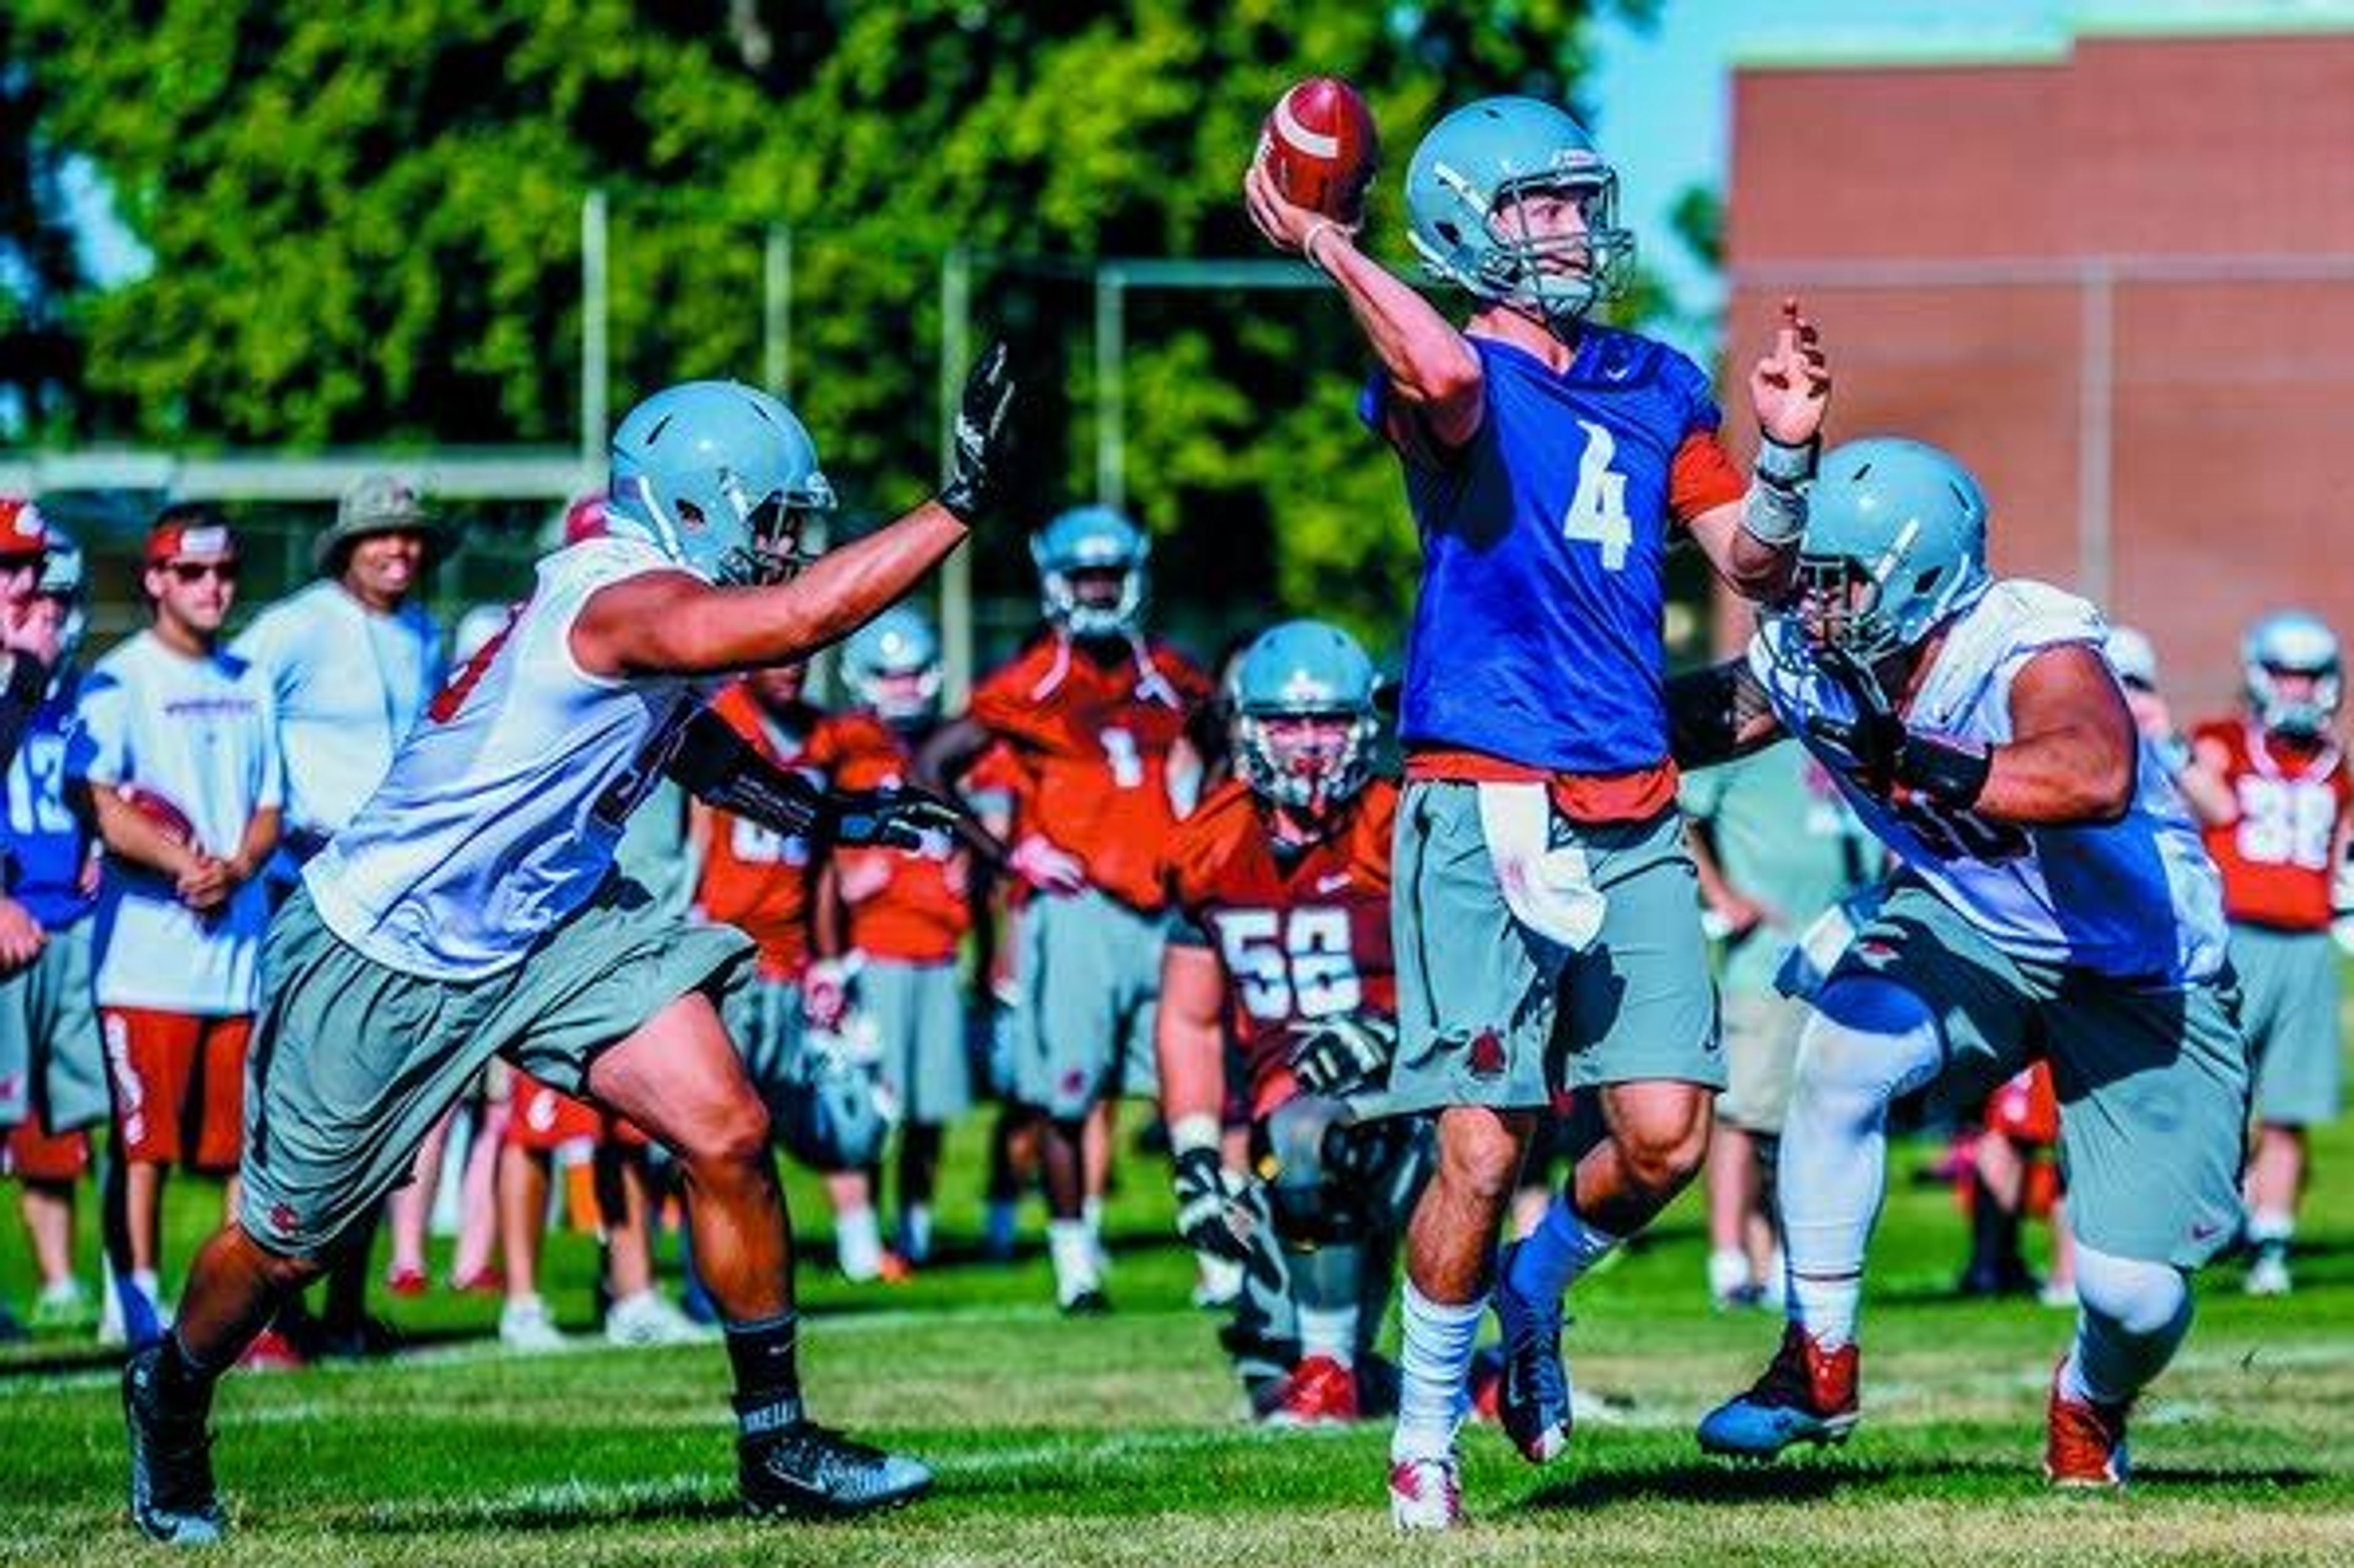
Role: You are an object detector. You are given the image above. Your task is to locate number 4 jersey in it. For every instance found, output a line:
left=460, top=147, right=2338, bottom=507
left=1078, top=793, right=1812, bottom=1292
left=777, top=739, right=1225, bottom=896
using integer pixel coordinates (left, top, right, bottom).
left=2189, top=717, right=2351, bottom=931
left=307, top=535, right=698, bottom=980
left=1161, top=777, right=1398, bottom=1118
left=1749, top=579, right=2228, bottom=984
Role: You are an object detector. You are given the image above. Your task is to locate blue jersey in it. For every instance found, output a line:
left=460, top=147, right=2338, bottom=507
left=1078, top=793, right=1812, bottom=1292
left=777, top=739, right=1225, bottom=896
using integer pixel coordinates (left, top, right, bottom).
left=2, top=672, right=94, bottom=930
left=1365, top=329, right=1723, bottom=774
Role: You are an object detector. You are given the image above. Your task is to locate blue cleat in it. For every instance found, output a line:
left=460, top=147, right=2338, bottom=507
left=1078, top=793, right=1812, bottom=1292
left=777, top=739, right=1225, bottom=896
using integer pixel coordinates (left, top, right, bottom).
left=1697, top=1322, right=1861, bottom=1460
left=740, top=1414, right=933, bottom=1520
left=1491, top=1241, right=1571, bottom=1464
left=123, top=1345, right=226, bottom=1546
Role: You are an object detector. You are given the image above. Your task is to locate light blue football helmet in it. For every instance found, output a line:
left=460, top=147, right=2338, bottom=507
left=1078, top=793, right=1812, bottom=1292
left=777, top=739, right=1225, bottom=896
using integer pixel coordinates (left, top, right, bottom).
left=1032, top=505, right=1149, bottom=639
left=2242, top=609, right=2342, bottom=740
left=1787, top=437, right=1992, bottom=667
left=1404, top=96, right=1634, bottom=327
left=33, top=525, right=85, bottom=668
left=1233, top=619, right=1380, bottom=813
left=607, top=380, right=836, bottom=587
left=843, top=605, right=943, bottom=725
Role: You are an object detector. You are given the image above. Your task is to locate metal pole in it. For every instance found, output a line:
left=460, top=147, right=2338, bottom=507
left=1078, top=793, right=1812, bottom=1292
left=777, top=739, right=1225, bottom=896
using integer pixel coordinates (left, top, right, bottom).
left=2078, top=258, right=2115, bottom=607
left=581, top=191, right=609, bottom=488
left=1096, top=265, right=1125, bottom=512
left=764, top=224, right=793, bottom=397
left=939, top=246, right=974, bottom=707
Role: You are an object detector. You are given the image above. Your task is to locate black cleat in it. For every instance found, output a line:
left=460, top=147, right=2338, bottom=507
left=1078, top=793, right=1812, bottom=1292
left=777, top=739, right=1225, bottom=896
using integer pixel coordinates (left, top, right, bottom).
left=739, top=1420, right=933, bottom=1520
left=1060, top=1288, right=1112, bottom=1318
left=123, top=1345, right=226, bottom=1546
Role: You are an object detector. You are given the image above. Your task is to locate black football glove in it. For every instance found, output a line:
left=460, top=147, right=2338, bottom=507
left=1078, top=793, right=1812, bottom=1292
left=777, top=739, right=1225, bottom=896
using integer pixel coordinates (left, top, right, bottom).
left=1289, top=1013, right=1398, bottom=1098
left=937, top=341, right=1018, bottom=525
left=1170, top=1146, right=1255, bottom=1265
left=1806, top=647, right=1990, bottom=809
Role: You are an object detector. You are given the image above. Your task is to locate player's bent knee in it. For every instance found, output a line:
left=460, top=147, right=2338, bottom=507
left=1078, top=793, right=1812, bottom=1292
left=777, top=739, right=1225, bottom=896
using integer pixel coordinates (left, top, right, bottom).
left=678, top=1095, right=776, bottom=1176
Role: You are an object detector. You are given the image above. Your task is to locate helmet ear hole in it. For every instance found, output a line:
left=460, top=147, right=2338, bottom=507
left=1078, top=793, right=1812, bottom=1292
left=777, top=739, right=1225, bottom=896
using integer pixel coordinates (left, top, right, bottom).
left=1913, top=567, right=1943, bottom=596
left=676, top=500, right=706, bottom=528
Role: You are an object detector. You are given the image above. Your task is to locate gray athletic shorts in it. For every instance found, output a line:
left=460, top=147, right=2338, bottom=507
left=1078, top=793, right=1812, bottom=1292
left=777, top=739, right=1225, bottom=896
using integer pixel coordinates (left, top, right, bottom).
left=1011, top=887, right=1168, bottom=1121
left=1388, top=783, right=1722, bottom=1113
left=722, top=973, right=803, bottom=1122
left=1716, top=989, right=1807, bottom=1136
left=864, top=958, right=970, bottom=1125
left=1833, top=883, right=2250, bottom=1270
left=240, top=877, right=753, bottom=1257
left=0, top=919, right=107, bottom=1134
left=2230, top=923, right=2342, bottom=1127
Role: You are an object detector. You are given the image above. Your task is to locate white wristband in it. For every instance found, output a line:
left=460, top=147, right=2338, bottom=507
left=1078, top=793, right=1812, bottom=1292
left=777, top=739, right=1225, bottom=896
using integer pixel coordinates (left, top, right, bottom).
left=1740, top=476, right=1808, bottom=548
left=1301, top=219, right=1345, bottom=275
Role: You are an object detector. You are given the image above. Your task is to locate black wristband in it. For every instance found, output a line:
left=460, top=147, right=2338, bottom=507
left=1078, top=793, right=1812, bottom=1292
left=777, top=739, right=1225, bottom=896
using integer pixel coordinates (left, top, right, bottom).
left=1895, top=732, right=1992, bottom=809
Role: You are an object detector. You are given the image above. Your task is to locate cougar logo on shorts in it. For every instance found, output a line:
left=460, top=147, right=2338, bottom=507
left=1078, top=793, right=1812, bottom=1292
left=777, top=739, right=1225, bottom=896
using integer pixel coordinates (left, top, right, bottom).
left=1467, top=1029, right=1507, bottom=1078
left=269, top=1202, right=300, bottom=1238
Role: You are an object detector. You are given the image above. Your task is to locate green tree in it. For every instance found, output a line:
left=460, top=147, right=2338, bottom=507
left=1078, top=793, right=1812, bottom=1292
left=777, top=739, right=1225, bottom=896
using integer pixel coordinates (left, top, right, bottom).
left=18, top=1, right=1666, bottom=647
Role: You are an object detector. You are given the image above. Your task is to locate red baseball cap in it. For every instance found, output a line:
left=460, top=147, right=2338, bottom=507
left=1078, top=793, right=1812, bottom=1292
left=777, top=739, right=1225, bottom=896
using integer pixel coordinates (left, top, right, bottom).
left=146, top=512, right=240, bottom=567
left=0, top=497, right=48, bottom=562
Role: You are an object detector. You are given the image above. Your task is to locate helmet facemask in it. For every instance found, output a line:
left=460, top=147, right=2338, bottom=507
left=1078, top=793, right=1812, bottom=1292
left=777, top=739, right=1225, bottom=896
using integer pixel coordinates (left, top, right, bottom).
left=1237, top=707, right=1375, bottom=818
left=1042, top=563, right=1146, bottom=641
left=2249, top=661, right=2343, bottom=741
left=1477, top=173, right=1634, bottom=328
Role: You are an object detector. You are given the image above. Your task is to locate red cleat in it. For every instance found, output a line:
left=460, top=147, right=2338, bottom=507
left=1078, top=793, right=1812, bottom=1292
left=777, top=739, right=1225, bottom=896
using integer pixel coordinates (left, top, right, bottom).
left=1265, top=1354, right=1360, bottom=1427
left=449, top=1267, right=505, bottom=1297
left=2044, top=1362, right=2131, bottom=1490
left=875, top=1251, right=916, bottom=1286
left=237, top=1326, right=307, bottom=1373
left=385, top=1266, right=429, bottom=1298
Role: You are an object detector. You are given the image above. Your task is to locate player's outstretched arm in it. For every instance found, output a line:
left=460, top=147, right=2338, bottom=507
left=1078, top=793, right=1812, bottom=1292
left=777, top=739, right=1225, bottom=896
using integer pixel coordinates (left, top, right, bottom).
left=1243, top=160, right=1484, bottom=451
left=575, top=345, right=1016, bottom=679
left=1686, top=299, right=1832, bottom=600
left=1156, top=942, right=1253, bottom=1263
left=1973, top=644, right=2138, bottom=825
left=1664, top=658, right=1786, bottom=769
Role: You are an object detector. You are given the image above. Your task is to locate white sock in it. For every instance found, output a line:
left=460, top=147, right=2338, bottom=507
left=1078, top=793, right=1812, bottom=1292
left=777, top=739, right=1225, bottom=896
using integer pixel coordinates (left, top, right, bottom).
left=2062, top=1243, right=2192, bottom=1407
left=900, top=1204, right=934, bottom=1263
left=836, top=1207, right=883, bottom=1282
left=1048, top=1219, right=1100, bottom=1304
left=1298, top=1304, right=1361, bottom=1368
left=132, top=1267, right=162, bottom=1303
left=1777, top=980, right=1944, bottom=1352
left=2247, top=1208, right=2293, bottom=1246
left=1081, top=1195, right=1104, bottom=1238
left=1391, top=1281, right=1482, bottom=1463
left=1708, top=1247, right=1753, bottom=1301
left=1507, top=1197, right=1620, bottom=1302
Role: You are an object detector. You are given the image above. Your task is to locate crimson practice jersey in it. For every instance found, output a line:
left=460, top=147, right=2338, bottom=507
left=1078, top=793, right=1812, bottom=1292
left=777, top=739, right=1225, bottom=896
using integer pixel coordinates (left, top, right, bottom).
left=2192, top=717, right=2353, bottom=931
left=1161, top=778, right=1398, bottom=1118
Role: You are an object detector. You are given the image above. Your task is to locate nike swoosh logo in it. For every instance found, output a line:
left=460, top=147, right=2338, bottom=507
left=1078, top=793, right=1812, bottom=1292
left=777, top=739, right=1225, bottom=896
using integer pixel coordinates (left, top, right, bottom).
left=1316, top=873, right=1352, bottom=894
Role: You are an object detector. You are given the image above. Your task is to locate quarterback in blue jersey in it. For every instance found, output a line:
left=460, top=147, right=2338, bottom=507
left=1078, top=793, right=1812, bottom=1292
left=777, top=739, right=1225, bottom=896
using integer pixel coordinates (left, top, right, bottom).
left=1247, top=95, right=1832, bottom=1528
left=1666, top=438, right=2247, bottom=1490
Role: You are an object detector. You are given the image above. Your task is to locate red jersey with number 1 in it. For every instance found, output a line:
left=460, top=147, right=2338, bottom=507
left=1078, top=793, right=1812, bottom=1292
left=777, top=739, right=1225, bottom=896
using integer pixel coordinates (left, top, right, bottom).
left=969, top=633, right=1210, bottom=914
left=2192, top=717, right=2352, bottom=931
left=1162, top=778, right=1398, bottom=1118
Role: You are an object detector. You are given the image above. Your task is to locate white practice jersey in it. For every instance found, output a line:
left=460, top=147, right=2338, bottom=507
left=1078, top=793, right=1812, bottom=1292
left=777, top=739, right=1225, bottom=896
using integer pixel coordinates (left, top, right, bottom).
left=231, top=580, right=444, bottom=840
left=1750, top=579, right=2228, bottom=983
left=306, top=536, right=697, bottom=980
left=70, top=633, right=286, bottom=1013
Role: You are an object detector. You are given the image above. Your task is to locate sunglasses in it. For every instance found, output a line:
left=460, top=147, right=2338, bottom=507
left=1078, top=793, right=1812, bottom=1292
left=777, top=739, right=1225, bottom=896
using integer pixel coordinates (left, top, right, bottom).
left=164, top=559, right=240, bottom=584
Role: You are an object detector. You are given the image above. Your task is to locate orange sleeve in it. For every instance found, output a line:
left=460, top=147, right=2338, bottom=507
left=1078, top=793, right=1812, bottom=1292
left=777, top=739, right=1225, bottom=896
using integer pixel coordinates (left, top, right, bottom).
left=1669, top=430, right=1748, bottom=525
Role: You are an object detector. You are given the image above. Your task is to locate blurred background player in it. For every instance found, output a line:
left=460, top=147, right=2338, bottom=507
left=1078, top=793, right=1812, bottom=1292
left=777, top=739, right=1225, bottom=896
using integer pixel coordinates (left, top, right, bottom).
left=1682, top=734, right=1875, bottom=1310
left=2182, top=610, right=2351, bottom=1297
left=1247, top=94, right=1829, bottom=1527
left=72, top=506, right=284, bottom=1352
left=232, top=472, right=446, bottom=1358
left=815, top=607, right=975, bottom=1273
left=918, top=506, right=1211, bottom=1314
left=0, top=497, right=61, bottom=772
left=1, top=531, right=107, bottom=1333
left=1683, top=438, right=2247, bottom=1491
left=1157, top=620, right=1426, bottom=1425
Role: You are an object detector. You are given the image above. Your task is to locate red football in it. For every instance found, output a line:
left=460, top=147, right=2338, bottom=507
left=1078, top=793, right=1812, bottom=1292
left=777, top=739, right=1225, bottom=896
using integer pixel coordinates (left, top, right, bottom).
left=1258, top=76, right=1379, bottom=223
left=119, top=783, right=198, bottom=849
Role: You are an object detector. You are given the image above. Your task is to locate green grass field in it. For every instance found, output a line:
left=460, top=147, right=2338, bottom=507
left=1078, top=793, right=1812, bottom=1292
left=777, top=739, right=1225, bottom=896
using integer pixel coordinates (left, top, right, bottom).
left=3, top=1100, right=2351, bottom=1566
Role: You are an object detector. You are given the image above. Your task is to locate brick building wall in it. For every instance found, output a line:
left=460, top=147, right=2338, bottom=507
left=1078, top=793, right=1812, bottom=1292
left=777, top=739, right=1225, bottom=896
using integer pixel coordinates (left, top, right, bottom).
left=1721, top=23, right=2354, bottom=715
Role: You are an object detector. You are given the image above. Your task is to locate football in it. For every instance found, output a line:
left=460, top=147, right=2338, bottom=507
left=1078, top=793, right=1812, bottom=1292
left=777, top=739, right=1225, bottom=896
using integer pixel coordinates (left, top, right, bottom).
left=1257, top=76, right=1379, bottom=223
left=118, top=783, right=198, bottom=849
